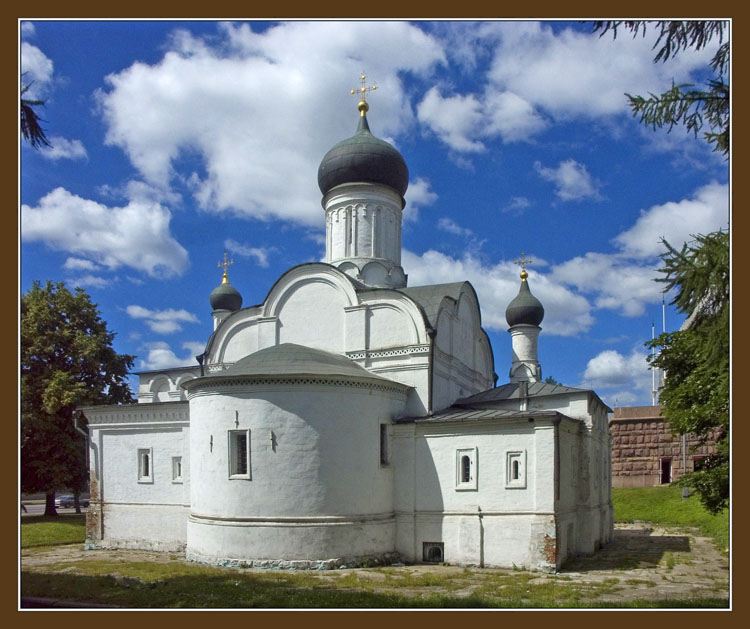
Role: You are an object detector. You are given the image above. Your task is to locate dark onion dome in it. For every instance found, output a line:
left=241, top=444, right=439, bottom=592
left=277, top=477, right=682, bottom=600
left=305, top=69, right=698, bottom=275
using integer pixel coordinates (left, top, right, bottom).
left=210, top=273, right=242, bottom=312
left=505, top=270, right=544, bottom=327
left=317, top=101, right=409, bottom=199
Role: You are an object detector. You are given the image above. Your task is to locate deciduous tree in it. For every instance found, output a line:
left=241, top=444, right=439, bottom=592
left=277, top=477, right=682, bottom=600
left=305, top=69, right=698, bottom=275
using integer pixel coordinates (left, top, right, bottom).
left=21, top=281, right=134, bottom=515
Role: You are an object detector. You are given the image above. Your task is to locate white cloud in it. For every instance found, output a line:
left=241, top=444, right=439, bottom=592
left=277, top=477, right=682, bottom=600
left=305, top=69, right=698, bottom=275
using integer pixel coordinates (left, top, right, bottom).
left=224, top=238, right=273, bottom=268
left=534, top=159, right=601, bottom=201
left=96, top=21, right=446, bottom=226
left=579, top=345, right=655, bottom=407
left=138, top=341, right=203, bottom=370
left=501, top=196, right=531, bottom=216
left=64, top=274, right=112, bottom=290
left=613, top=181, right=729, bottom=258
left=39, top=136, right=88, bottom=161
left=63, top=257, right=99, bottom=271
left=21, top=42, right=54, bottom=98
left=437, top=217, right=473, bottom=237
left=21, top=22, right=36, bottom=36
left=417, top=87, right=486, bottom=152
left=551, top=253, right=663, bottom=317
left=404, top=177, right=438, bottom=221
left=487, top=22, right=715, bottom=120
left=21, top=187, right=189, bottom=278
left=402, top=249, right=593, bottom=336
left=126, top=305, right=199, bottom=334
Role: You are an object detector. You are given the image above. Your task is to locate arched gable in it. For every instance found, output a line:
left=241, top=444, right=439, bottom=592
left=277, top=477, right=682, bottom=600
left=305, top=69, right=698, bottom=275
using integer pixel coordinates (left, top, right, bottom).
left=206, top=263, right=361, bottom=365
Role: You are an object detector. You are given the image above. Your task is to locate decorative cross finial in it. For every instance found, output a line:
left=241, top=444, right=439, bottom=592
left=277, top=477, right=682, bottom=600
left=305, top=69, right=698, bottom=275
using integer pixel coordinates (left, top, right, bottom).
left=350, top=72, right=377, bottom=115
left=218, top=251, right=234, bottom=284
left=514, top=252, right=533, bottom=281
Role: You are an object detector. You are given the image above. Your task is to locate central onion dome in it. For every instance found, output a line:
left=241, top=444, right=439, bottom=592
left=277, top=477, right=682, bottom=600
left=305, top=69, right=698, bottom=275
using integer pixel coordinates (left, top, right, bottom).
left=505, top=269, right=545, bottom=327
left=317, top=101, right=409, bottom=200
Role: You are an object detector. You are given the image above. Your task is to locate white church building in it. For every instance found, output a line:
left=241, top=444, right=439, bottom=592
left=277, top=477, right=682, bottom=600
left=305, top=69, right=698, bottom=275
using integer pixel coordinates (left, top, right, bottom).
left=79, top=89, right=613, bottom=572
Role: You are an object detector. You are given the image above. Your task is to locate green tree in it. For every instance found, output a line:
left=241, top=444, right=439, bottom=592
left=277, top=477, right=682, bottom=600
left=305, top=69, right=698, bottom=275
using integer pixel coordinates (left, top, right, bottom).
left=21, top=82, right=51, bottom=149
left=21, top=281, right=134, bottom=515
left=647, top=231, right=729, bottom=513
left=594, top=21, right=729, bottom=156
left=544, top=376, right=562, bottom=386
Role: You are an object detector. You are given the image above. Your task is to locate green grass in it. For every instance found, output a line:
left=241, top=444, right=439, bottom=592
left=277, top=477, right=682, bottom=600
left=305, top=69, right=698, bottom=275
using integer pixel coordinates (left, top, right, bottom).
left=21, top=514, right=86, bottom=548
left=612, top=486, right=729, bottom=552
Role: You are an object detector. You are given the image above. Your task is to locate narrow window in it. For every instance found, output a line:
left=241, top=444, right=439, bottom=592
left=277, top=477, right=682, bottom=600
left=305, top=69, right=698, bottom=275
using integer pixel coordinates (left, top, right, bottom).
left=138, top=448, right=153, bottom=483
left=172, top=456, right=183, bottom=483
left=456, top=448, right=477, bottom=490
left=461, top=455, right=471, bottom=483
left=379, top=424, right=389, bottom=465
left=229, top=430, right=251, bottom=479
left=506, top=451, right=526, bottom=488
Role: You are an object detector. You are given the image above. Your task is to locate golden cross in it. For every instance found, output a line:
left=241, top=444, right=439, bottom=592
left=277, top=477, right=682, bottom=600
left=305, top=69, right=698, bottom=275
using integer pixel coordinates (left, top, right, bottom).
left=514, top=252, right=533, bottom=270
left=514, top=252, right=532, bottom=280
left=218, top=251, right=234, bottom=283
left=350, top=72, right=377, bottom=104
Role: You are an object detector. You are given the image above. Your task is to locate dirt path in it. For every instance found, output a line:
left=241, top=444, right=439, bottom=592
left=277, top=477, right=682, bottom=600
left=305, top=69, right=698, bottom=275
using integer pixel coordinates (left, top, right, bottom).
left=21, top=522, right=729, bottom=606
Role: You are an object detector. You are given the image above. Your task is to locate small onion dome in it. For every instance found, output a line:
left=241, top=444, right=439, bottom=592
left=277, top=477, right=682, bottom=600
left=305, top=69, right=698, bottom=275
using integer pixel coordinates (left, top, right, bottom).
left=317, top=101, right=409, bottom=199
left=210, top=274, right=242, bottom=312
left=505, top=270, right=544, bottom=327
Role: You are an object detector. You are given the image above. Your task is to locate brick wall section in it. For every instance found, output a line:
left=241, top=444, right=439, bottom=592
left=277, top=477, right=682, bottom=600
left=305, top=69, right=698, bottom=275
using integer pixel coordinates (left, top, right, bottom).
left=610, top=406, right=717, bottom=488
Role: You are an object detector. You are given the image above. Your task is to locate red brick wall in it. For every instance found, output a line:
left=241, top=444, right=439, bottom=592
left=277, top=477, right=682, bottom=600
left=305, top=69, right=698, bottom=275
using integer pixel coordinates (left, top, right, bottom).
left=610, top=406, right=717, bottom=488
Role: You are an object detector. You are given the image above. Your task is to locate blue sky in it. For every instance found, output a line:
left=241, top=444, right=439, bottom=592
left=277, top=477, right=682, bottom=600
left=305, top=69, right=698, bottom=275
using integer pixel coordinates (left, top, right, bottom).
left=20, top=20, right=730, bottom=407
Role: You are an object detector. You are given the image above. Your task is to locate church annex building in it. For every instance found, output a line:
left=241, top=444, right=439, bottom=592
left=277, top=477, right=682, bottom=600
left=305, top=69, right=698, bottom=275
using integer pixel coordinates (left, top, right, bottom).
left=79, top=86, right=613, bottom=572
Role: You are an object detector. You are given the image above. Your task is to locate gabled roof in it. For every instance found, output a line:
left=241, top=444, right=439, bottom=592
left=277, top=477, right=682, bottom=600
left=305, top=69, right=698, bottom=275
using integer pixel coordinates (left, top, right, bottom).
left=454, top=381, right=612, bottom=412
left=394, top=408, right=568, bottom=425
left=397, top=282, right=467, bottom=328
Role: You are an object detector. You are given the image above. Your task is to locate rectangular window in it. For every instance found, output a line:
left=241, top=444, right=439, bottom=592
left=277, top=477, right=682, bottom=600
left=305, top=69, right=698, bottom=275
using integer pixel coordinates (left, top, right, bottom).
left=138, top=448, right=153, bottom=483
left=380, top=424, right=389, bottom=465
left=172, top=456, right=183, bottom=483
left=506, top=451, right=527, bottom=488
left=455, top=447, right=477, bottom=490
left=229, top=430, right=251, bottom=479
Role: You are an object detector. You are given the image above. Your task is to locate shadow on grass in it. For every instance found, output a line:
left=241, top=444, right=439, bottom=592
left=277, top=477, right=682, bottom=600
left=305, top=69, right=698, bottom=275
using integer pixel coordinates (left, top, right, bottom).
left=562, top=528, right=691, bottom=572
left=20, top=569, right=726, bottom=609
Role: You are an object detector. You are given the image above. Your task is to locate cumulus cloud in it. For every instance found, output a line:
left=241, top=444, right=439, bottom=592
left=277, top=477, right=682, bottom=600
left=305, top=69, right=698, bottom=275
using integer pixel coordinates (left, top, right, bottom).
left=63, top=257, right=100, bottom=271
left=21, top=187, right=189, bottom=278
left=138, top=341, right=204, bottom=370
left=579, top=345, right=656, bottom=407
left=534, top=159, right=602, bottom=201
left=417, top=86, right=545, bottom=152
left=613, top=181, right=729, bottom=258
left=39, top=136, right=88, bottom=161
left=402, top=248, right=593, bottom=336
left=126, top=305, right=200, bottom=334
left=225, top=238, right=274, bottom=268
left=487, top=21, right=714, bottom=119
left=551, top=253, right=663, bottom=317
left=96, top=21, right=446, bottom=226
left=21, top=42, right=54, bottom=98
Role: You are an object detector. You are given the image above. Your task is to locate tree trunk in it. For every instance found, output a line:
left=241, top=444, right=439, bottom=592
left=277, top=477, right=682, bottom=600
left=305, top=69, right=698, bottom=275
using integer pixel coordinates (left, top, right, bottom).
left=74, top=489, right=81, bottom=514
left=44, top=490, right=58, bottom=516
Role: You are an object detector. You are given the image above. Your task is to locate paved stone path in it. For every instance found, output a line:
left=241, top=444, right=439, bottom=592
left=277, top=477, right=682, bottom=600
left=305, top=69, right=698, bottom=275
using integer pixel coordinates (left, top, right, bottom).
left=20, top=522, right=729, bottom=607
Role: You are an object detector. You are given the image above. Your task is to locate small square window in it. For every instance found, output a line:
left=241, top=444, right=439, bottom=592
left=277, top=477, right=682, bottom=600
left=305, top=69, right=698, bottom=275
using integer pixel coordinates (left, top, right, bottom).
left=138, top=448, right=153, bottom=483
left=506, top=451, right=526, bottom=488
left=455, top=447, right=477, bottom=490
left=228, top=430, right=251, bottom=479
left=172, top=456, right=183, bottom=483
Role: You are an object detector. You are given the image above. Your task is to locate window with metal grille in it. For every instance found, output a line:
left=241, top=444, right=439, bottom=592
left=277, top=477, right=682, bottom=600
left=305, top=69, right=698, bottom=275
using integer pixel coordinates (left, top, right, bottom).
left=138, top=448, right=153, bottom=483
left=229, top=430, right=251, bottom=479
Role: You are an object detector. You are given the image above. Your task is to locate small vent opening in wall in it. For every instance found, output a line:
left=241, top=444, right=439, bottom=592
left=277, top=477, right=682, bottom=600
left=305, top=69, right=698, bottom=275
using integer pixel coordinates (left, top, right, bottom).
left=423, top=542, right=444, bottom=563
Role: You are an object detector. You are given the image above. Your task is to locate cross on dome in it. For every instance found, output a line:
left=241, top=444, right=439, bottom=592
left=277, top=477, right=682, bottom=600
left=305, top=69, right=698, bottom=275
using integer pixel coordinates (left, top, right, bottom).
left=350, top=73, right=377, bottom=115
left=514, top=252, right=533, bottom=281
left=218, top=251, right=234, bottom=284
